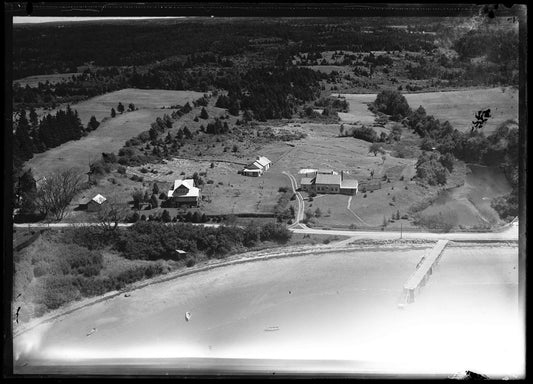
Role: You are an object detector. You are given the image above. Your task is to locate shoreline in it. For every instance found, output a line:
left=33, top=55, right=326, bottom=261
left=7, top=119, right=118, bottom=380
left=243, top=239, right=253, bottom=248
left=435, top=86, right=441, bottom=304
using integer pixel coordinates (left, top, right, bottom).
left=12, top=239, right=516, bottom=338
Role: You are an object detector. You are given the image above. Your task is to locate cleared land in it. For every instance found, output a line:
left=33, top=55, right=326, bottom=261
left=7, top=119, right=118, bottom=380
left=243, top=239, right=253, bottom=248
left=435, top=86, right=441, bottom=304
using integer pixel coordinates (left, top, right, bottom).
left=403, top=87, right=518, bottom=134
left=14, top=244, right=521, bottom=377
left=36, top=88, right=206, bottom=128
left=25, top=89, right=204, bottom=180
left=335, top=93, right=376, bottom=124
left=337, top=87, right=518, bottom=134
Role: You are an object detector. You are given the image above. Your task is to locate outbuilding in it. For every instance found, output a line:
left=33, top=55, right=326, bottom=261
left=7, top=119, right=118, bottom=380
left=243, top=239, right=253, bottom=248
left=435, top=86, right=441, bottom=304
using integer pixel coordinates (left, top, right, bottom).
left=87, top=194, right=108, bottom=212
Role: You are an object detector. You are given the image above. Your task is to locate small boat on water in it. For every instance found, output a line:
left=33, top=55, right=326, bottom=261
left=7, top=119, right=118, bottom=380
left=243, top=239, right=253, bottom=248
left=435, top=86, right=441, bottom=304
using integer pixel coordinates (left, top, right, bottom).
left=185, top=312, right=191, bottom=322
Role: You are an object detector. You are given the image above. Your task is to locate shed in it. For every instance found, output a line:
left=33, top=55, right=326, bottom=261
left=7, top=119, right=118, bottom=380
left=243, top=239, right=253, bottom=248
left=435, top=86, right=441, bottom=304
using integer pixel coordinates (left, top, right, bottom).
left=87, top=194, right=108, bottom=212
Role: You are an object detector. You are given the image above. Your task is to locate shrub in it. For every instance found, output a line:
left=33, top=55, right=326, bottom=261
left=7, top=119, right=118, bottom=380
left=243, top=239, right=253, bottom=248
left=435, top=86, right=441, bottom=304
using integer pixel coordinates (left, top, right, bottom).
left=35, top=275, right=81, bottom=310
left=353, top=126, right=378, bottom=142
left=373, top=89, right=411, bottom=121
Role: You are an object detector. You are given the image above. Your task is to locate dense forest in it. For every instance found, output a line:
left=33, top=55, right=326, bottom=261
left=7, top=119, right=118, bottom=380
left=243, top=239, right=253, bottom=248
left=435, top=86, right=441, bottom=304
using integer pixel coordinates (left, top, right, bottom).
left=12, top=18, right=443, bottom=79
left=12, top=17, right=519, bottom=114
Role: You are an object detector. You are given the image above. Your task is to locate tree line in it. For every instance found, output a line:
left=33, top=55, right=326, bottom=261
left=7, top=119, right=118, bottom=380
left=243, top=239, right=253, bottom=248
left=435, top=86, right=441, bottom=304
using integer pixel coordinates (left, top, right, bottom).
left=13, top=106, right=89, bottom=167
left=371, top=89, right=519, bottom=219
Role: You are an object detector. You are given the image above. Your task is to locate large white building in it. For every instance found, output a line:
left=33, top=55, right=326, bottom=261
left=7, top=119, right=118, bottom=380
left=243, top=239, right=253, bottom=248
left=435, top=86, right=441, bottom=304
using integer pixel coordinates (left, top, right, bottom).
left=300, top=170, right=358, bottom=195
left=167, top=179, right=201, bottom=206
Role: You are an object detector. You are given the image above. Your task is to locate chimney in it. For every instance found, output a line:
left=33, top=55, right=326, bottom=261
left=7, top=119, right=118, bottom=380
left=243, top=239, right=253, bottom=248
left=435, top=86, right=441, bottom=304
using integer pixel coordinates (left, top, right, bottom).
left=341, top=171, right=344, bottom=181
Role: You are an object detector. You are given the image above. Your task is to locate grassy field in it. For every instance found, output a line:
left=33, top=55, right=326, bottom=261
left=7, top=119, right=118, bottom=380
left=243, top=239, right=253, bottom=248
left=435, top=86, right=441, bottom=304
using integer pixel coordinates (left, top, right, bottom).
left=336, top=93, right=376, bottom=124
left=24, top=87, right=517, bottom=228
left=336, top=87, right=518, bottom=135
left=403, top=87, right=519, bottom=134
left=35, top=88, right=206, bottom=128
left=25, top=89, right=205, bottom=180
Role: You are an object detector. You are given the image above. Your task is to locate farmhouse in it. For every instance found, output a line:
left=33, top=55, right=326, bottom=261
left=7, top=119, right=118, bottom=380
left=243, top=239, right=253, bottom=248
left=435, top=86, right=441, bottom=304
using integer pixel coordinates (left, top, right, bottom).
left=242, top=156, right=272, bottom=177
left=87, top=194, right=108, bottom=212
left=300, top=171, right=358, bottom=195
left=168, top=179, right=201, bottom=207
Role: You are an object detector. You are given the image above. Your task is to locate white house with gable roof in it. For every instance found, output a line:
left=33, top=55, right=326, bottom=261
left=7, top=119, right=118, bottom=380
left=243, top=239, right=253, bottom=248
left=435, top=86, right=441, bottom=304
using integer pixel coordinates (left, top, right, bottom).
left=242, top=156, right=272, bottom=177
left=168, top=179, right=201, bottom=207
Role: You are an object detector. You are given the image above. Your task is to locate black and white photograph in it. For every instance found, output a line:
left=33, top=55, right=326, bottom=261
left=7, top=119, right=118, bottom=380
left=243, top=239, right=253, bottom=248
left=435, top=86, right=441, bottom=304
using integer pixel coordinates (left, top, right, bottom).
left=4, top=2, right=526, bottom=379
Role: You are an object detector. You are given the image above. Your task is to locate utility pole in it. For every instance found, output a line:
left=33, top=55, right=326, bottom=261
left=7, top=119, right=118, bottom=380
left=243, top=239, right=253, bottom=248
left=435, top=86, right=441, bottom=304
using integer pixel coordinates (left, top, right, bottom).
left=400, top=223, right=403, bottom=239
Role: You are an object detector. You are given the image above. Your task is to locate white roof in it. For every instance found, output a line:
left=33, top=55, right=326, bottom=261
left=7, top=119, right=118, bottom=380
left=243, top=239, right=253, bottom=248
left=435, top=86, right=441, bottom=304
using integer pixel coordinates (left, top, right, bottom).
left=91, top=194, right=107, bottom=205
left=168, top=179, right=200, bottom=198
left=256, top=156, right=271, bottom=167
left=300, top=177, right=314, bottom=185
left=243, top=168, right=262, bottom=173
left=246, top=161, right=264, bottom=170
left=298, top=168, right=317, bottom=175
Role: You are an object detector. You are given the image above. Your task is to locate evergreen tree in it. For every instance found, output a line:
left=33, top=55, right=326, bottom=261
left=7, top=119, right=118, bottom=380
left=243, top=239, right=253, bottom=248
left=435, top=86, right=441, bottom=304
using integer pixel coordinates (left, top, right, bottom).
left=14, top=110, right=35, bottom=161
left=150, top=194, right=159, bottom=209
left=117, top=102, right=125, bottom=114
left=87, top=116, right=100, bottom=131
left=111, top=108, right=116, bottom=118
left=192, top=211, right=201, bottom=223
left=163, top=114, right=173, bottom=128
left=183, top=126, right=193, bottom=139
left=161, top=209, right=171, bottom=223
left=200, top=107, right=209, bottom=119
left=128, top=103, right=135, bottom=111
left=28, top=107, right=39, bottom=136
left=152, top=182, right=160, bottom=195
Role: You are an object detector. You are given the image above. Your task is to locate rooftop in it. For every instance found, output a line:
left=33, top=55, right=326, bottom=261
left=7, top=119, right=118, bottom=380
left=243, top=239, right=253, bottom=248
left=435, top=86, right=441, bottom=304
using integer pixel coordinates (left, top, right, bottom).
left=315, top=173, right=341, bottom=185
left=300, top=177, right=314, bottom=185
left=245, top=160, right=264, bottom=170
left=91, top=194, right=107, bottom=205
left=168, top=179, right=200, bottom=198
left=340, top=179, right=359, bottom=189
left=256, top=156, right=272, bottom=167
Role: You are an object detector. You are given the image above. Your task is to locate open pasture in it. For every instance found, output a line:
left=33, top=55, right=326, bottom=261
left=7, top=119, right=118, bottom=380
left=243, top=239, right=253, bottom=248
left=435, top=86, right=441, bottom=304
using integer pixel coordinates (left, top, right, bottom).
left=336, top=87, right=518, bottom=135
left=36, top=88, right=205, bottom=127
left=403, top=87, right=518, bottom=134
left=335, top=93, right=376, bottom=125
left=25, top=89, right=204, bottom=180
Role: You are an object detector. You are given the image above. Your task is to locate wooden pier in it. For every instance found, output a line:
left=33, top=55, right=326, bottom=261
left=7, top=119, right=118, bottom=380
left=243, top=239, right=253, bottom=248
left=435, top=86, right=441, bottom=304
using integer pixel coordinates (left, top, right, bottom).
left=399, top=240, right=449, bottom=307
